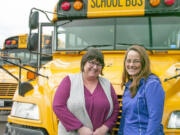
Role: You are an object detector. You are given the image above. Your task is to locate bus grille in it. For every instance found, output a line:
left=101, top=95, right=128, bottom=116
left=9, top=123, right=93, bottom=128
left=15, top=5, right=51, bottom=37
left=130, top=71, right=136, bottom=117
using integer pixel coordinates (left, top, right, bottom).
left=111, top=95, right=122, bottom=135
left=0, top=83, right=17, bottom=97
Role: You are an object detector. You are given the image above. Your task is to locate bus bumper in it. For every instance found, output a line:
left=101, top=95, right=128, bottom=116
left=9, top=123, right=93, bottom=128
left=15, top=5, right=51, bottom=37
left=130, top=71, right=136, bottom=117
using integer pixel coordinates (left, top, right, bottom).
left=4, top=123, right=47, bottom=135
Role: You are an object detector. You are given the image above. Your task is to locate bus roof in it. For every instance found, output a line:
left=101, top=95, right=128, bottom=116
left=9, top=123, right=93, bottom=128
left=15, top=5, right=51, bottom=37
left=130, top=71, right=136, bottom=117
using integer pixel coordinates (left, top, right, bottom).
left=53, top=0, right=180, bottom=21
left=2, top=34, right=28, bottom=50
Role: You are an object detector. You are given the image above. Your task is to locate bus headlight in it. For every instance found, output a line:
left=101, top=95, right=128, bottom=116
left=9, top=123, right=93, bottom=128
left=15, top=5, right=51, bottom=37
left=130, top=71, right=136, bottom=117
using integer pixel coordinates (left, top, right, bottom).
left=11, top=102, right=39, bottom=120
left=167, top=111, right=180, bottom=128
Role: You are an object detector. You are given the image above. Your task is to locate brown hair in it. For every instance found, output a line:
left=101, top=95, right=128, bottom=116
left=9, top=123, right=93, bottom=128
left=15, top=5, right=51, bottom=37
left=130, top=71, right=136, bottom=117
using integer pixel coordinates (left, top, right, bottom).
left=80, top=48, right=105, bottom=75
left=121, top=45, right=151, bottom=97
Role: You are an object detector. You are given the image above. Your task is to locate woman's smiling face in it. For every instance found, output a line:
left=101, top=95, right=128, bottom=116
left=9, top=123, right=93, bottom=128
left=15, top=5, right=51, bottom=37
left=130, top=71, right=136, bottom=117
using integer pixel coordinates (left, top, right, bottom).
left=83, top=59, right=102, bottom=79
left=125, top=50, right=142, bottom=78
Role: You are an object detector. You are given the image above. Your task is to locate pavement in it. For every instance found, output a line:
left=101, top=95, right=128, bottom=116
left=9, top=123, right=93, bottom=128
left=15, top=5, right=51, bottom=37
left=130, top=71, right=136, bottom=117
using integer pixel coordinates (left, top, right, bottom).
left=0, top=111, right=9, bottom=135
left=0, top=122, right=6, bottom=135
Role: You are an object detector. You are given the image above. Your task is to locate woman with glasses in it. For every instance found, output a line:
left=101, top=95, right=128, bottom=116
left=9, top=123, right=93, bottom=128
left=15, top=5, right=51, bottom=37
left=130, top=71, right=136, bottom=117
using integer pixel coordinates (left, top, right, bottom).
left=118, top=45, right=165, bottom=135
left=53, top=48, right=119, bottom=135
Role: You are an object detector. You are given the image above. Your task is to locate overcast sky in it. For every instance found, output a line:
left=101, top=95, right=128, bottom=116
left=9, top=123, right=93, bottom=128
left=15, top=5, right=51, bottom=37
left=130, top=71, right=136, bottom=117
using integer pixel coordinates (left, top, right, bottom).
left=0, top=0, right=57, bottom=48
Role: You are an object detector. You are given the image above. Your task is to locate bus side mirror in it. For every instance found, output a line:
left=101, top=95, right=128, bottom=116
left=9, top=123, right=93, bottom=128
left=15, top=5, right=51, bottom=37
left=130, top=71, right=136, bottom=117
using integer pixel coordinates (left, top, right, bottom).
left=29, top=11, right=39, bottom=29
left=27, top=33, right=38, bottom=51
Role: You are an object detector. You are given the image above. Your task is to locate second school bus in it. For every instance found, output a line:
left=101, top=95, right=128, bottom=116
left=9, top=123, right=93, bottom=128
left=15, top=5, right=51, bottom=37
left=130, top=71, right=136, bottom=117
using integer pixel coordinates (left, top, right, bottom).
left=0, top=34, right=52, bottom=112
left=4, top=0, right=180, bottom=135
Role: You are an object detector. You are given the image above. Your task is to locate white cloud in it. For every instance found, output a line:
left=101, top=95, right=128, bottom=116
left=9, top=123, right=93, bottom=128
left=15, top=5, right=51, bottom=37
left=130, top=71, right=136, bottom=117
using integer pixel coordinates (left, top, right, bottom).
left=0, top=0, right=57, bottom=48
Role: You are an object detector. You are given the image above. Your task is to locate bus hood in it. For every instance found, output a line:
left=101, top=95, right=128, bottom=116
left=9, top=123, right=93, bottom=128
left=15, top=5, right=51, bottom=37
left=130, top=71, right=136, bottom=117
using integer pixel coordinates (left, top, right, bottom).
left=0, top=65, right=35, bottom=83
left=0, top=68, right=17, bottom=83
left=37, top=51, right=180, bottom=96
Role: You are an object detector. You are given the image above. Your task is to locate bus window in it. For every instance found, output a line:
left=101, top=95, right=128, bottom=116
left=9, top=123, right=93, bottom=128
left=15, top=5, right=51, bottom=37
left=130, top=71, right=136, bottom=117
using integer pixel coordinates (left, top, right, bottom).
left=116, top=17, right=149, bottom=49
left=57, top=17, right=180, bottom=50
left=1, top=49, right=35, bottom=65
left=152, top=16, right=180, bottom=49
left=57, top=18, right=114, bottom=50
left=58, top=33, right=66, bottom=49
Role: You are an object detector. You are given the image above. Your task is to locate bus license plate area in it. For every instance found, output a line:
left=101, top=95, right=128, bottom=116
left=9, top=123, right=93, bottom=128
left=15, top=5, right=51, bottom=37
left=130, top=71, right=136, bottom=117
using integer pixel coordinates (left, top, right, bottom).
left=0, top=100, right=4, bottom=107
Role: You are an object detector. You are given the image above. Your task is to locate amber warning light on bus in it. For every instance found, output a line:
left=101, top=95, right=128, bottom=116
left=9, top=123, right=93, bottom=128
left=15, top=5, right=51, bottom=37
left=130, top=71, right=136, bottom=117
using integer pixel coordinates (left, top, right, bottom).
left=150, top=0, right=160, bottom=6
left=45, top=39, right=51, bottom=45
left=61, top=0, right=83, bottom=11
left=27, top=71, right=36, bottom=80
left=73, top=0, right=83, bottom=10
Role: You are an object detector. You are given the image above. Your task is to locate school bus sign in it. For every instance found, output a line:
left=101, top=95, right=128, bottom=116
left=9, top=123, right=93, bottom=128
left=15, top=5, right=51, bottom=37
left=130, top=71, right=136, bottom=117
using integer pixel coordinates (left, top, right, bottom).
left=88, top=0, right=145, bottom=17
left=19, top=35, right=28, bottom=48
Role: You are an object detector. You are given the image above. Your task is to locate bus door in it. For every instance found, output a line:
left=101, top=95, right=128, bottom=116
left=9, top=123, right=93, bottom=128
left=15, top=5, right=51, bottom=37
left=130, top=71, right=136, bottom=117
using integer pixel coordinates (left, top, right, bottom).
left=35, top=23, right=54, bottom=70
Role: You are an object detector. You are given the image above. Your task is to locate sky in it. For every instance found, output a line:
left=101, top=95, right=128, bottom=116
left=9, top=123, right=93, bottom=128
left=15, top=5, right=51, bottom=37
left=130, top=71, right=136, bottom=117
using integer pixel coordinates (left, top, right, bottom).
left=0, top=0, right=57, bottom=48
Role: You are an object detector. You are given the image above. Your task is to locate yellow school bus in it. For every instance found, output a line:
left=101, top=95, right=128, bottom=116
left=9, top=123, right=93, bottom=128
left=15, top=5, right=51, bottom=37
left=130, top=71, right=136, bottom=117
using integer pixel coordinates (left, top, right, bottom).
left=0, top=34, right=52, bottom=112
left=5, top=0, right=180, bottom=135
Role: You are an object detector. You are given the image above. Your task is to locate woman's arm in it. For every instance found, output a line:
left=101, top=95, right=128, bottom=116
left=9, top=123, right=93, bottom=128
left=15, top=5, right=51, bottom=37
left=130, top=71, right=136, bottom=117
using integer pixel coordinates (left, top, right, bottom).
left=53, top=76, right=83, bottom=131
left=145, top=80, right=165, bottom=135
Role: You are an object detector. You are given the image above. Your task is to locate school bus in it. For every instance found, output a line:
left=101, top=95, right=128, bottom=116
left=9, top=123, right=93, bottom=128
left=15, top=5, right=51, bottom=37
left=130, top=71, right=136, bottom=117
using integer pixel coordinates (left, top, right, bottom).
left=0, top=34, right=52, bottom=113
left=4, top=0, right=180, bottom=135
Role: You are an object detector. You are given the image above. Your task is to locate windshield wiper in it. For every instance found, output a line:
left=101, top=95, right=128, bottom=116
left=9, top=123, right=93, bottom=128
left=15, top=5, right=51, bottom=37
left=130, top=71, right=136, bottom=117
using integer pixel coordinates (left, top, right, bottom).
left=164, top=74, right=180, bottom=82
left=116, top=43, right=153, bottom=53
left=116, top=43, right=137, bottom=46
left=31, top=51, right=52, bottom=57
left=78, top=44, right=112, bottom=54
left=22, top=63, right=39, bottom=68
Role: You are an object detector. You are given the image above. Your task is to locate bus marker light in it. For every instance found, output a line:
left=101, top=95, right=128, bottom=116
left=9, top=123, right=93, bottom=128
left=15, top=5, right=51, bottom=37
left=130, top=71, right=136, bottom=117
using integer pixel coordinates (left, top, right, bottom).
left=61, top=1, right=71, bottom=11
left=11, top=40, right=17, bottom=45
left=73, top=0, right=83, bottom=10
left=6, top=40, right=11, bottom=45
left=27, top=71, right=36, bottom=80
left=45, top=39, right=51, bottom=45
left=150, top=0, right=160, bottom=7
left=164, top=0, right=175, bottom=5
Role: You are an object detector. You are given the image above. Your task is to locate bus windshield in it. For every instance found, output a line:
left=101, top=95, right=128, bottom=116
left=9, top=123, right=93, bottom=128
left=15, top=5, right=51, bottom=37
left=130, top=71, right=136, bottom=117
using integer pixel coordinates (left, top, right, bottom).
left=1, top=49, right=52, bottom=66
left=56, top=16, right=180, bottom=50
left=1, top=49, right=37, bottom=65
left=1, top=33, right=52, bottom=66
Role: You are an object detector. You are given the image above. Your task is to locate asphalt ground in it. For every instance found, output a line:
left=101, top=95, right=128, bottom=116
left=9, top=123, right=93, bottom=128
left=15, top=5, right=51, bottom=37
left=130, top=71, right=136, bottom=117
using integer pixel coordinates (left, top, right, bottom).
left=0, top=122, right=6, bottom=135
left=0, top=111, right=8, bottom=135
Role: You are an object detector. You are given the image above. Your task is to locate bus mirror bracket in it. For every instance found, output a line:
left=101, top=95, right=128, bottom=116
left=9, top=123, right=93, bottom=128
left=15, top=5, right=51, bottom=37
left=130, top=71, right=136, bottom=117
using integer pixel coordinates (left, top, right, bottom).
left=27, top=33, right=38, bottom=51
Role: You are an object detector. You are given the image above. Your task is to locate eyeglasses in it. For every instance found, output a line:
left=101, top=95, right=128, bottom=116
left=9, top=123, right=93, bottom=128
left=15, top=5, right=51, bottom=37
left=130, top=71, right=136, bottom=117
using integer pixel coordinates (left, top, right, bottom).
left=88, top=60, right=102, bottom=67
left=126, top=59, right=141, bottom=64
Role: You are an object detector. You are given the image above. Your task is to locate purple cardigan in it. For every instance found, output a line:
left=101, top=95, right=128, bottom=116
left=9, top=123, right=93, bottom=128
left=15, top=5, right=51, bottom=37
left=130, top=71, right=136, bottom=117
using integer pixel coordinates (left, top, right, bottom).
left=53, top=76, right=119, bottom=131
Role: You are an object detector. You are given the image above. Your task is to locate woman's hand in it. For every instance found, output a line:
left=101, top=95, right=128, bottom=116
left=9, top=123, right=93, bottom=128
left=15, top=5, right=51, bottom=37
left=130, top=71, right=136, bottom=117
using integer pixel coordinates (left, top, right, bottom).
left=93, top=125, right=109, bottom=135
left=78, top=126, right=93, bottom=135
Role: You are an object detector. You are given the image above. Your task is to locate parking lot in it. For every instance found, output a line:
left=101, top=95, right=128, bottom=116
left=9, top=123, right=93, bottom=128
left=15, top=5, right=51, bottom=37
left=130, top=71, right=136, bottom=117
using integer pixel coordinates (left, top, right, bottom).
left=0, top=122, right=6, bottom=135
left=0, top=112, right=8, bottom=135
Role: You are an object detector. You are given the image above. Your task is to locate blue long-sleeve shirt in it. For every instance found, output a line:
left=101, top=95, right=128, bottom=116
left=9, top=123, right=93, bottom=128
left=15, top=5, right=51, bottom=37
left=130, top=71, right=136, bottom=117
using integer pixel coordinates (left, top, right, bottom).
left=118, top=74, right=165, bottom=135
